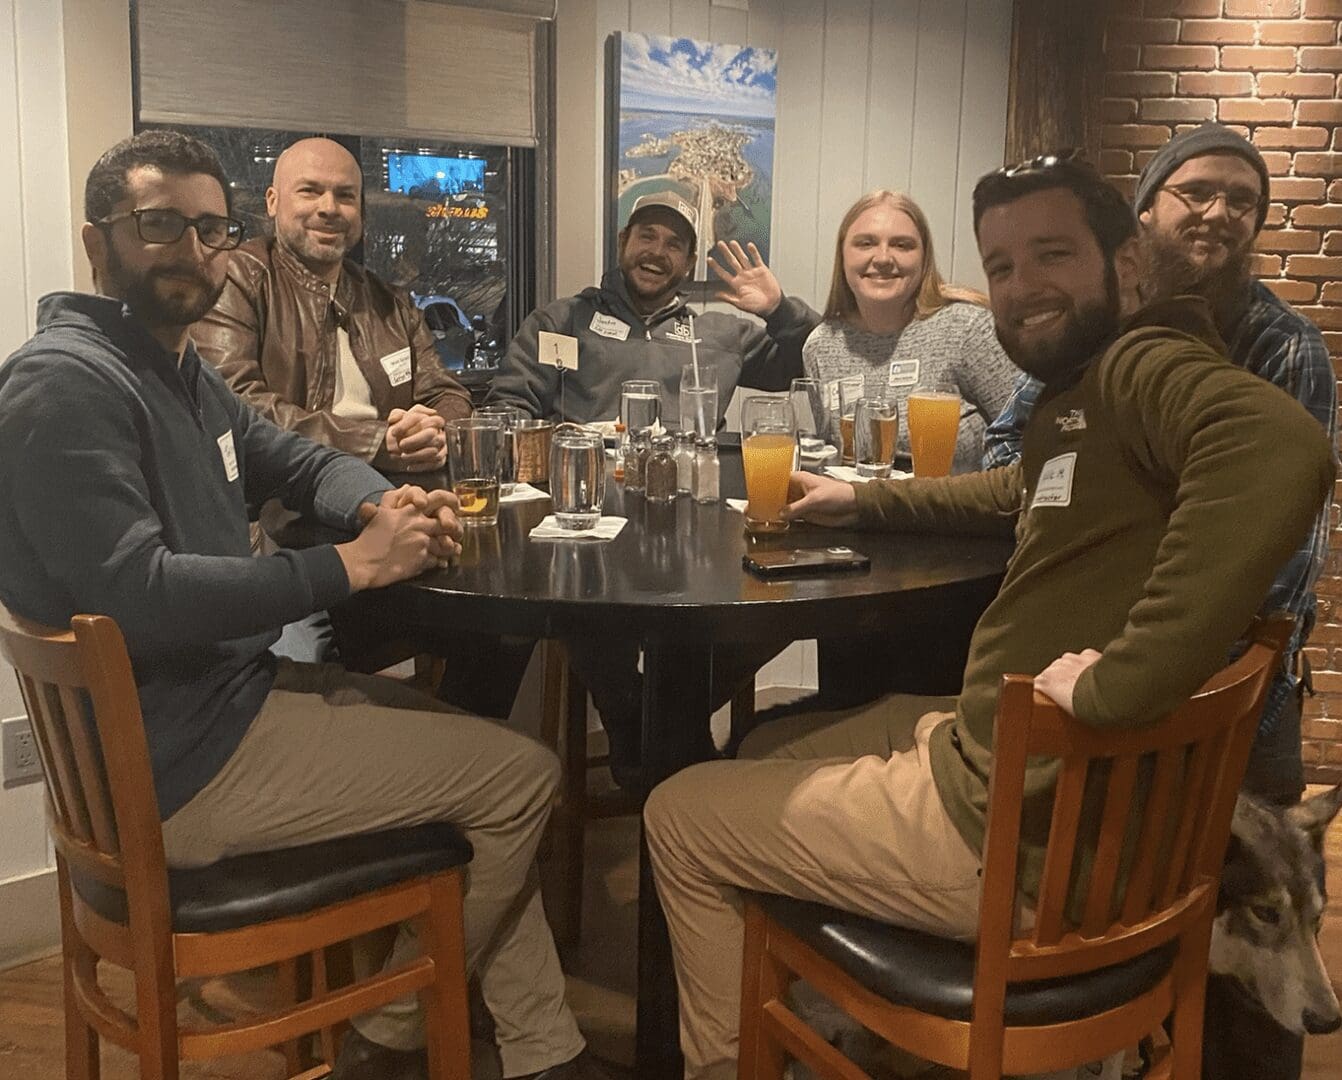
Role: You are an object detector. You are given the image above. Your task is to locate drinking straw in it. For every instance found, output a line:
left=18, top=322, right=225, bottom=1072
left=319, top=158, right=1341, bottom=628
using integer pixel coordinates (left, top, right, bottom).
left=688, top=312, right=709, bottom=434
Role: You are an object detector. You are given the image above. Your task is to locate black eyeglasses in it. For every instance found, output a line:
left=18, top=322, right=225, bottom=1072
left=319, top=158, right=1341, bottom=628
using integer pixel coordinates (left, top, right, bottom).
left=1157, top=182, right=1259, bottom=221
left=97, top=208, right=245, bottom=251
left=995, top=148, right=1090, bottom=179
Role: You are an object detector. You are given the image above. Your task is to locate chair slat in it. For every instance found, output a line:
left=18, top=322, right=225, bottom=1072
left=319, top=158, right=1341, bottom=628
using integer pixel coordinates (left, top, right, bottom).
left=58, top=683, right=119, bottom=855
left=1031, top=757, right=1088, bottom=945
left=1182, top=727, right=1230, bottom=894
left=1119, top=746, right=1183, bottom=924
left=16, top=672, right=75, bottom=830
left=1079, top=752, right=1140, bottom=937
left=26, top=677, right=95, bottom=843
left=1157, top=738, right=1212, bottom=909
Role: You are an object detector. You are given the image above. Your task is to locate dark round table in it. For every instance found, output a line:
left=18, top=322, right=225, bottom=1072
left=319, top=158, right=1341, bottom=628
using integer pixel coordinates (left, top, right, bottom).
left=280, top=449, right=1012, bottom=1077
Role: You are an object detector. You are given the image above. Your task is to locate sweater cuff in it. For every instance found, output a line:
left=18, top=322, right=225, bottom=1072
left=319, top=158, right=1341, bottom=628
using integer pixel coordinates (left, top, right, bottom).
left=296, top=544, right=352, bottom=609
left=763, top=295, right=812, bottom=335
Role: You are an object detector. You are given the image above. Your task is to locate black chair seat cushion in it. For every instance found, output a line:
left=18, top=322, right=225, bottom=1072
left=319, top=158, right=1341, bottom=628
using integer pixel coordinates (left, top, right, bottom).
left=73, top=823, right=473, bottom=934
left=751, top=891, right=1176, bottom=1026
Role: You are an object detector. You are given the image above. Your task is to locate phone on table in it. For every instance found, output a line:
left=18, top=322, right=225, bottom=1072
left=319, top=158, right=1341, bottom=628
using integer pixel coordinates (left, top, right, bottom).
left=742, top=546, right=871, bottom=579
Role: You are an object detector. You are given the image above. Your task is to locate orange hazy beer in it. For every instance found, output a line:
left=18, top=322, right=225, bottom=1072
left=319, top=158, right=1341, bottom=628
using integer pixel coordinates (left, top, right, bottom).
left=742, top=432, right=795, bottom=533
left=906, top=391, right=961, bottom=478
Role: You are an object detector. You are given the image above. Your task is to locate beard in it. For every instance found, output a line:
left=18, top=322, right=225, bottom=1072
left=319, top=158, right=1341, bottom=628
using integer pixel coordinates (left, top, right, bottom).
left=995, top=264, right=1122, bottom=387
left=1142, top=227, right=1253, bottom=331
left=105, top=243, right=226, bottom=330
left=276, top=219, right=355, bottom=275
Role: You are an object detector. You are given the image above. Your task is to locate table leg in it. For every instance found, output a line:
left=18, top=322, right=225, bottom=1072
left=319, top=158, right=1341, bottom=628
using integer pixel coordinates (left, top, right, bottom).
left=636, top=636, right=714, bottom=1080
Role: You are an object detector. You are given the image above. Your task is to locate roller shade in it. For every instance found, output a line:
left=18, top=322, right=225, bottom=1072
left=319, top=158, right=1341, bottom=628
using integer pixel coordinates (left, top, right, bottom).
left=136, top=0, right=540, bottom=146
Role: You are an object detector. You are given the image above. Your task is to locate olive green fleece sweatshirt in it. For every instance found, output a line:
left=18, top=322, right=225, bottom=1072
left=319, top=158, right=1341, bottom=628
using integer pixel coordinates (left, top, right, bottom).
left=852, top=297, right=1335, bottom=895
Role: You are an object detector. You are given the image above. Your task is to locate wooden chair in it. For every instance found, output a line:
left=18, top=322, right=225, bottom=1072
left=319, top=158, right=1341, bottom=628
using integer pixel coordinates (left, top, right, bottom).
left=737, top=616, right=1292, bottom=1080
left=538, top=639, right=756, bottom=945
left=0, top=607, right=474, bottom=1080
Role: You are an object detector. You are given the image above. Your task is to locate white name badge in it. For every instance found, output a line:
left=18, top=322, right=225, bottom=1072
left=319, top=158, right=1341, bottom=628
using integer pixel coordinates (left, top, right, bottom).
left=888, top=359, right=920, bottom=388
left=1031, top=452, right=1077, bottom=509
left=216, top=429, right=239, bottom=483
left=589, top=313, right=631, bottom=341
left=379, top=347, right=413, bottom=387
left=538, top=330, right=580, bottom=370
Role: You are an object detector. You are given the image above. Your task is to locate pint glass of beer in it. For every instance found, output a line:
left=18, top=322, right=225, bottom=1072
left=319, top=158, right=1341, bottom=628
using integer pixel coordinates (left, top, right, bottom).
left=906, top=390, right=961, bottom=478
left=447, top=418, right=504, bottom=526
left=741, top=396, right=796, bottom=534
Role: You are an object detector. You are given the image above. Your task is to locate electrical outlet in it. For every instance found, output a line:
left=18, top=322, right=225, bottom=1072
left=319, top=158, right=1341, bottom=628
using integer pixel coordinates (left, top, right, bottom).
left=2, top=716, right=43, bottom=786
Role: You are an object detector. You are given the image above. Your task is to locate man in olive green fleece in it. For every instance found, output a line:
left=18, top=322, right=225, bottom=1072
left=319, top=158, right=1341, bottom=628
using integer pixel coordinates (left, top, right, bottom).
left=642, top=158, right=1335, bottom=1080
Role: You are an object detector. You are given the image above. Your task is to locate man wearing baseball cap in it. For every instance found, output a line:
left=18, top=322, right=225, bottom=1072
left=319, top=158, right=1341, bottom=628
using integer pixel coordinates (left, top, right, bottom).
left=485, top=190, right=818, bottom=428
left=983, top=124, right=1335, bottom=815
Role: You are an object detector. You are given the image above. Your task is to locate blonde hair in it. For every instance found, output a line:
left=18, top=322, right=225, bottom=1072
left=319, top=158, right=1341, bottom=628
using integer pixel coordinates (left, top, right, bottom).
left=822, top=189, right=986, bottom=323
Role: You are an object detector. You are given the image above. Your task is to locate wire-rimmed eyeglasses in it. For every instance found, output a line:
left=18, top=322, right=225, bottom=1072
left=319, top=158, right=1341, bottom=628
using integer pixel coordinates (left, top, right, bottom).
left=1157, top=182, right=1259, bottom=221
left=97, top=208, right=246, bottom=251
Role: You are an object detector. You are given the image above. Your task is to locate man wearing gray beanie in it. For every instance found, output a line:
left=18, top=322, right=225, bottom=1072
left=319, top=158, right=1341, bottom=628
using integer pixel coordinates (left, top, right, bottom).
left=984, top=124, right=1334, bottom=805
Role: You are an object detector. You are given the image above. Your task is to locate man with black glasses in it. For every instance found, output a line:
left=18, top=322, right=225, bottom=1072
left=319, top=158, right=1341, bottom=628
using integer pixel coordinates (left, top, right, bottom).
left=0, top=130, right=609, bottom=1080
left=643, top=155, right=1333, bottom=1080
left=983, top=124, right=1336, bottom=810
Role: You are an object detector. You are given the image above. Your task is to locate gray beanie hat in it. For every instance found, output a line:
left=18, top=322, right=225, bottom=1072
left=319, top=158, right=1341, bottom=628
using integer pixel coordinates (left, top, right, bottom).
left=1133, top=122, right=1270, bottom=231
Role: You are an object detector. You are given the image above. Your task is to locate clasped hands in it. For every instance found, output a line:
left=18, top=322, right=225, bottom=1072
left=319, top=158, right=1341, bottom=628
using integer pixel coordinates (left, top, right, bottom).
left=385, top=403, right=447, bottom=472
left=339, top=485, right=464, bottom=592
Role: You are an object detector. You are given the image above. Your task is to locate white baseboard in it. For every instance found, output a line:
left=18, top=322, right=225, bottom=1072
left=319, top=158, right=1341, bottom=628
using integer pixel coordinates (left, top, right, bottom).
left=0, top=867, right=60, bottom=971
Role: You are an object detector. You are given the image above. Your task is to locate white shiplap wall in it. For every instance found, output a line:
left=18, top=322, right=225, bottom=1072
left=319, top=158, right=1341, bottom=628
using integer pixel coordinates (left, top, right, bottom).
left=554, top=0, right=1014, bottom=306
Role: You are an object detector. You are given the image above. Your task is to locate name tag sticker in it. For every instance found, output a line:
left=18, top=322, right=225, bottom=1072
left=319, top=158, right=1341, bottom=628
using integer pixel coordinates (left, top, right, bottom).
left=888, top=359, right=920, bottom=388
left=589, top=313, right=630, bottom=341
left=538, top=331, right=580, bottom=370
left=379, top=347, right=413, bottom=387
left=1031, top=452, right=1077, bottom=509
left=217, top=430, right=239, bottom=483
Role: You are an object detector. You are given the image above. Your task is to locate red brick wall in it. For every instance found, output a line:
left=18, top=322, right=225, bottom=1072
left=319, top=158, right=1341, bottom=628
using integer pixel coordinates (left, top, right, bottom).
left=1099, top=0, right=1342, bottom=782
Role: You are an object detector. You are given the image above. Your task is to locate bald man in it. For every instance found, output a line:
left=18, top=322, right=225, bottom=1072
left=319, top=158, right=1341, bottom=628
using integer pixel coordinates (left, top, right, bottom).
left=195, top=137, right=471, bottom=471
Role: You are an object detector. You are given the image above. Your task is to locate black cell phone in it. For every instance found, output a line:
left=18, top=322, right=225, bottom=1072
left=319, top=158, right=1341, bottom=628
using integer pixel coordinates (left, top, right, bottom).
left=742, top=546, right=871, bottom=579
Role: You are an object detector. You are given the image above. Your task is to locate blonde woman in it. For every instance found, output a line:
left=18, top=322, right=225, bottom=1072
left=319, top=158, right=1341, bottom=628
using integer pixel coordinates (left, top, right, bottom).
left=803, top=190, right=1019, bottom=473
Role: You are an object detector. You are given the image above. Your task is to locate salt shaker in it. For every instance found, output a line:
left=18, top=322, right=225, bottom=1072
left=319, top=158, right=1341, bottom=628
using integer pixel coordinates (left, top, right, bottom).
left=645, top=435, right=678, bottom=503
left=673, top=431, right=696, bottom=495
left=692, top=437, right=720, bottom=503
left=625, top=430, right=651, bottom=493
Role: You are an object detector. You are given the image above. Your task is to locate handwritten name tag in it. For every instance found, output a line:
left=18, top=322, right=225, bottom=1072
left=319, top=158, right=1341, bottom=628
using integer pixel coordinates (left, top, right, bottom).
left=379, top=347, right=413, bottom=387
left=589, top=313, right=630, bottom=341
left=1031, top=452, right=1077, bottom=509
left=217, top=430, right=239, bottom=483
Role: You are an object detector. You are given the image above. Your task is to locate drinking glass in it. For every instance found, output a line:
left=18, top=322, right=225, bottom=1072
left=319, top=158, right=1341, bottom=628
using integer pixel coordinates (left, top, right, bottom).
left=679, top=361, right=718, bottom=437
left=446, top=418, right=504, bottom=527
left=620, top=379, right=661, bottom=435
left=852, top=397, right=899, bottom=478
left=741, top=396, right=796, bottom=534
left=474, top=404, right=521, bottom=496
left=906, top=390, right=962, bottom=478
left=834, top=375, right=865, bottom=464
left=549, top=425, right=606, bottom=530
left=790, top=377, right=829, bottom=457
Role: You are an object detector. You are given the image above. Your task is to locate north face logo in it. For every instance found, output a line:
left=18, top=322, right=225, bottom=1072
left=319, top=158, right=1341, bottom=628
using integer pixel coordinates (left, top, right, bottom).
left=1055, top=409, right=1086, bottom=433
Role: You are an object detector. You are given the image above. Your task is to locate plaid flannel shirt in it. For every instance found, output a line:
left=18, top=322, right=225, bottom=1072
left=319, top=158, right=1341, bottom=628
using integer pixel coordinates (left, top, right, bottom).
left=982, top=281, right=1337, bottom=733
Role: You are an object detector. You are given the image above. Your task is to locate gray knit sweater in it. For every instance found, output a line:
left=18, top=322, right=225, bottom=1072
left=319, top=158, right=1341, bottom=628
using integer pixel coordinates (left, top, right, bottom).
left=801, top=302, right=1021, bottom=474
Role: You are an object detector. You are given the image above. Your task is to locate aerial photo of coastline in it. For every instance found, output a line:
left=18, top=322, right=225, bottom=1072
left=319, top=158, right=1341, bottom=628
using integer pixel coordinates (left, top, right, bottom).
left=614, top=33, right=778, bottom=278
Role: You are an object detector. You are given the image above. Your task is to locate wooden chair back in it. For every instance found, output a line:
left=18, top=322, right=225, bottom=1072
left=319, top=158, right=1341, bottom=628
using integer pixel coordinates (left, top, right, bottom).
left=970, top=615, right=1292, bottom=1073
left=0, top=607, right=171, bottom=946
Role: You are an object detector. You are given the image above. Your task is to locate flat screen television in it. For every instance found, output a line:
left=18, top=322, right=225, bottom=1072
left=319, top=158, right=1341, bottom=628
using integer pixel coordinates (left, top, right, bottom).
left=385, top=152, right=486, bottom=198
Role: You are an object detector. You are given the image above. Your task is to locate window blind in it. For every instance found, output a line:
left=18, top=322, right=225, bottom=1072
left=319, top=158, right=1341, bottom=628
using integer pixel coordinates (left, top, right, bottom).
left=136, top=0, right=541, bottom=146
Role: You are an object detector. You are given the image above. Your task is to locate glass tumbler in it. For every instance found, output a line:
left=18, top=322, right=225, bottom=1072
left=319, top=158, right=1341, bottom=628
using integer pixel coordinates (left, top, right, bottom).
left=834, top=374, right=865, bottom=464
left=474, top=404, right=521, bottom=496
left=790, top=377, right=829, bottom=457
left=854, top=397, right=899, bottom=478
left=620, top=379, right=662, bottom=435
left=679, top=361, right=718, bottom=437
left=549, top=425, right=606, bottom=530
left=447, top=418, right=504, bottom=527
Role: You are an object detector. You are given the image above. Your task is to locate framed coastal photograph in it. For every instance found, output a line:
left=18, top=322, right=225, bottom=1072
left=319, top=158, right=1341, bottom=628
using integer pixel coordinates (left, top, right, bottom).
left=605, top=32, right=779, bottom=280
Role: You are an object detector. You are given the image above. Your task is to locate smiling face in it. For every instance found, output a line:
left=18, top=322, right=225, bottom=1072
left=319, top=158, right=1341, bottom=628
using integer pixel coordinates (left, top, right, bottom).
left=83, top=165, right=231, bottom=333
left=978, top=186, right=1130, bottom=385
left=1140, top=152, right=1261, bottom=278
left=618, top=210, right=695, bottom=312
left=267, top=137, right=363, bottom=280
left=841, top=203, right=925, bottom=321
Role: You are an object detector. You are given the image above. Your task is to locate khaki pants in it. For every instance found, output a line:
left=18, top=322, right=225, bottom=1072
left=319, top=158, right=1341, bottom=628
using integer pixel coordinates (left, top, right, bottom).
left=161, top=660, right=584, bottom=1077
left=644, top=694, right=982, bottom=1080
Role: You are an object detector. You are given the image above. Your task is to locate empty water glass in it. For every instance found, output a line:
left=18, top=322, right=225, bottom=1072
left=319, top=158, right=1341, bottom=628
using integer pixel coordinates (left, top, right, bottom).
left=854, top=397, right=899, bottom=478
left=679, top=361, right=718, bottom=436
left=790, top=377, right=829, bottom=456
left=474, top=404, right=521, bottom=496
left=549, top=425, right=606, bottom=530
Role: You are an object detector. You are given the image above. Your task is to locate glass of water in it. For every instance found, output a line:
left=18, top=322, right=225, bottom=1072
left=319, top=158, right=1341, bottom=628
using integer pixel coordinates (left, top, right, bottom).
left=549, top=425, right=606, bottom=530
left=621, top=379, right=661, bottom=435
left=790, top=377, right=829, bottom=456
left=679, top=362, right=718, bottom=437
left=854, top=396, right=899, bottom=478
left=474, top=404, right=521, bottom=496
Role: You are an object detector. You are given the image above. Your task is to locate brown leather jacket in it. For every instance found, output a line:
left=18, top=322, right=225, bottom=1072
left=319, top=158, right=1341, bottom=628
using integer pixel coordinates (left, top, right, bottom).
left=193, top=237, right=472, bottom=466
